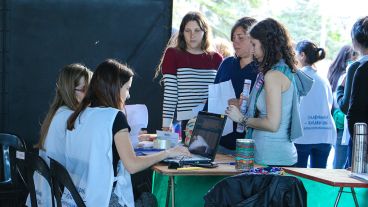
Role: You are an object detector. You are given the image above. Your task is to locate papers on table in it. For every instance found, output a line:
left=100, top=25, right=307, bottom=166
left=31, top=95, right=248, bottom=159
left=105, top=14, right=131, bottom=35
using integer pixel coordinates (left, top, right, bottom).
left=125, top=104, right=148, bottom=148
left=156, top=130, right=180, bottom=147
left=208, top=80, right=236, bottom=136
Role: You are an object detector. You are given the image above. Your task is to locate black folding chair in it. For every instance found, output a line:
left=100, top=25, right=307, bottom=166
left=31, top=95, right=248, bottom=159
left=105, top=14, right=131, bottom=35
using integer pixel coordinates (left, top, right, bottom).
left=204, top=173, right=307, bottom=207
left=49, top=157, right=86, bottom=207
left=0, top=133, right=27, bottom=207
left=17, top=151, right=55, bottom=207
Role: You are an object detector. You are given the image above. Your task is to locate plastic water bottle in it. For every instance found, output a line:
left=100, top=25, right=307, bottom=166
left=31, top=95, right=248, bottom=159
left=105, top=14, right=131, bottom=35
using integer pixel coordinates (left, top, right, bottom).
left=172, top=121, right=182, bottom=142
left=236, top=79, right=252, bottom=133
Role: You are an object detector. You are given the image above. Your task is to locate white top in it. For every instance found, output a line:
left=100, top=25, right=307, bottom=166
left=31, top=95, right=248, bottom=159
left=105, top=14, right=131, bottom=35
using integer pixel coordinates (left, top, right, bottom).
left=26, top=106, right=73, bottom=207
left=42, top=106, right=73, bottom=166
left=63, top=107, right=123, bottom=207
left=294, top=66, right=337, bottom=144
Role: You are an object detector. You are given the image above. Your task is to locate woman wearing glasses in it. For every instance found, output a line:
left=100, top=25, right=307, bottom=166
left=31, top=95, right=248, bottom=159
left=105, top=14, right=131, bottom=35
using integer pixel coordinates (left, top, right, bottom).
left=27, top=63, right=92, bottom=207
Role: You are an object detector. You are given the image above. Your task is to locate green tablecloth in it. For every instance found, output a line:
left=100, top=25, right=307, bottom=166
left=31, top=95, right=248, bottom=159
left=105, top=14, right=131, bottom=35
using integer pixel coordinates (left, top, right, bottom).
left=152, top=171, right=368, bottom=207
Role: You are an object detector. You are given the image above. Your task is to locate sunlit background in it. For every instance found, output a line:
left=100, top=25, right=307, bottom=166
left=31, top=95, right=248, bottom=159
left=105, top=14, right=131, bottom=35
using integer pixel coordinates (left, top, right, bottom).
left=173, top=0, right=367, bottom=78
left=173, top=0, right=367, bottom=168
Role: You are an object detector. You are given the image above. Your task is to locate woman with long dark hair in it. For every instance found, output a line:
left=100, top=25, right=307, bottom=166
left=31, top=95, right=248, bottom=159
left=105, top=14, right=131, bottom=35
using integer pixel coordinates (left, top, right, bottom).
left=294, top=40, right=336, bottom=168
left=226, top=18, right=309, bottom=166
left=64, top=59, right=189, bottom=207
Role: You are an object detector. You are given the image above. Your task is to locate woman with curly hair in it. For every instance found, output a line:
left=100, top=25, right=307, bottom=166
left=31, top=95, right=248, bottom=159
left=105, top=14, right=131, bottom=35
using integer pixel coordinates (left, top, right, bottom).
left=226, top=18, right=308, bottom=166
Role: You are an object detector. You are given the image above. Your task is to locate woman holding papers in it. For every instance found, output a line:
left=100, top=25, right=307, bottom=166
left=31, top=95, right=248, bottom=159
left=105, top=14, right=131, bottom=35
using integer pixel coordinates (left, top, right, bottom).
left=65, top=59, right=189, bottom=207
left=226, top=18, right=311, bottom=166
left=213, top=17, right=259, bottom=153
left=156, top=11, right=222, bottom=134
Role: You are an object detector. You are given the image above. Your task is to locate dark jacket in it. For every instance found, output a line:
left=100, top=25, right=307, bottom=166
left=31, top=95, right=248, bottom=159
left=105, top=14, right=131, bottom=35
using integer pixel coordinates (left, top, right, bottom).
left=336, top=61, right=360, bottom=114
left=204, top=174, right=307, bottom=207
left=347, top=60, right=368, bottom=136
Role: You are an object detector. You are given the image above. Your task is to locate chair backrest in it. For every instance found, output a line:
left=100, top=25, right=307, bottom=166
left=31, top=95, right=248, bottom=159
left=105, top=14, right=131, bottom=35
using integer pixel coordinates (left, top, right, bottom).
left=0, top=133, right=26, bottom=185
left=16, top=151, right=55, bottom=207
left=49, top=157, right=86, bottom=207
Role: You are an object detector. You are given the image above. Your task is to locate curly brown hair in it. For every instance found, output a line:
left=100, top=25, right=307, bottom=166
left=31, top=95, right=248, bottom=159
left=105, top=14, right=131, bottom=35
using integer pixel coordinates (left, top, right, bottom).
left=249, top=18, right=297, bottom=74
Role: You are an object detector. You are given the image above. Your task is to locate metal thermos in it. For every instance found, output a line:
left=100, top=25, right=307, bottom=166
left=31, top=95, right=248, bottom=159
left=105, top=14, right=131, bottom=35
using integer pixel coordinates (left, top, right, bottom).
left=351, top=123, right=368, bottom=174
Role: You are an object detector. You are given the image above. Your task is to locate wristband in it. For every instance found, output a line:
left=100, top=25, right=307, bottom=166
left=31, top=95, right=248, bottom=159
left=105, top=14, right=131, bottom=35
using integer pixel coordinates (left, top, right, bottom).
left=240, top=116, right=248, bottom=127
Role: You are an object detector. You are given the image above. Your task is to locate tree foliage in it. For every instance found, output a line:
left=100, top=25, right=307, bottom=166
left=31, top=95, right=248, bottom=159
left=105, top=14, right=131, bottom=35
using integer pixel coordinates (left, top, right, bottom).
left=173, top=0, right=356, bottom=59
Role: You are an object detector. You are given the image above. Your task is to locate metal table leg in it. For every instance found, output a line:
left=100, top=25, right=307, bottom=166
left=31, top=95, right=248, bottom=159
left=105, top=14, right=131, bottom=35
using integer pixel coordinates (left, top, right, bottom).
left=165, top=176, right=175, bottom=207
left=334, top=187, right=343, bottom=207
left=334, top=187, right=360, bottom=207
left=171, top=176, right=175, bottom=207
left=351, top=187, right=359, bottom=207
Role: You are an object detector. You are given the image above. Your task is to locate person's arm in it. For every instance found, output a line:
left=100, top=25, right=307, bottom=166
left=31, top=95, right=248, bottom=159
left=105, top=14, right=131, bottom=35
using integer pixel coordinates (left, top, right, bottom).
left=246, top=70, right=283, bottom=132
left=162, top=48, right=178, bottom=130
left=114, top=129, right=189, bottom=174
left=337, top=62, right=360, bottom=114
left=347, top=63, right=368, bottom=136
left=226, top=70, right=284, bottom=132
left=326, top=81, right=334, bottom=111
left=213, top=59, right=226, bottom=84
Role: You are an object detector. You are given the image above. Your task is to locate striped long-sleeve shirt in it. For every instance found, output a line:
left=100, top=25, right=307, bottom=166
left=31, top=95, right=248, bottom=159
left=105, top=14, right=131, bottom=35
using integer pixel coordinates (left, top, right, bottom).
left=162, top=47, right=222, bottom=127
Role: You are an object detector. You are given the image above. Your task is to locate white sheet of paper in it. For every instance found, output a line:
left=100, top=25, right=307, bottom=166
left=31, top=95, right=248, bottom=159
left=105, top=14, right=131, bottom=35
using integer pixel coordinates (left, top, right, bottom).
left=208, top=80, right=236, bottom=136
left=125, top=104, right=148, bottom=148
left=341, top=116, right=350, bottom=145
left=156, top=130, right=179, bottom=147
left=192, top=103, right=205, bottom=117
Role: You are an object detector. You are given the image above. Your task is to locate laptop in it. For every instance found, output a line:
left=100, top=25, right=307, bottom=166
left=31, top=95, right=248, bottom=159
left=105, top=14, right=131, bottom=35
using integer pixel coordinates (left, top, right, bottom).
left=164, top=111, right=227, bottom=164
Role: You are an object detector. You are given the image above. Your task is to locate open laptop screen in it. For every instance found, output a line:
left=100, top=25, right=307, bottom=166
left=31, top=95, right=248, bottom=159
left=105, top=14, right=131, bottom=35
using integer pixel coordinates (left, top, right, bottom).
left=188, top=111, right=226, bottom=160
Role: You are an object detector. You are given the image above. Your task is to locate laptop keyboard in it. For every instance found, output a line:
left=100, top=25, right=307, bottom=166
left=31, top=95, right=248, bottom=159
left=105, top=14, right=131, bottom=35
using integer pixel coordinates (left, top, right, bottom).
left=168, top=155, right=210, bottom=162
left=169, top=155, right=193, bottom=160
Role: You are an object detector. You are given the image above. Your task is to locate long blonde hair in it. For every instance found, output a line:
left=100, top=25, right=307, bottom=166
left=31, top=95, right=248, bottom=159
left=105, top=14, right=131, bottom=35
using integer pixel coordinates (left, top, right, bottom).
left=36, top=64, right=92, bottom=149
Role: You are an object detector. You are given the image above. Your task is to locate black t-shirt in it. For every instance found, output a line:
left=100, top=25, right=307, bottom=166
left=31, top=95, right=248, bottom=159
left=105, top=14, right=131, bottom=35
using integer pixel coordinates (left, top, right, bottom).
left=112, top=111, right=131, bottom=176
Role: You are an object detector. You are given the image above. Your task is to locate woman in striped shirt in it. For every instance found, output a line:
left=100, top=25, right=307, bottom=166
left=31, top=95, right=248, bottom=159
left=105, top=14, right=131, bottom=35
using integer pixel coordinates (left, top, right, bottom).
left=156, top=11, right=223, bottom=134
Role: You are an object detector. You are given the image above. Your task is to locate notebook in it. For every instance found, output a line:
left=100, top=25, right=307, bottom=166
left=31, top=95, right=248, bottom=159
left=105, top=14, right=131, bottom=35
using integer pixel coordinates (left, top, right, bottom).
left=163, top=111, right=227, bottom=164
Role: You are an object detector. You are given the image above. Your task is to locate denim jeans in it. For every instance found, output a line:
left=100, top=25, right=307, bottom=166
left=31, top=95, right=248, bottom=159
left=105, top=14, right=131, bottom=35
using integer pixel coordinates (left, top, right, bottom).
left=344, top=137, right=352, bottom=169
left=295, top=143, right=332, bottom=168
left=333, top=129, right=348, bottom=169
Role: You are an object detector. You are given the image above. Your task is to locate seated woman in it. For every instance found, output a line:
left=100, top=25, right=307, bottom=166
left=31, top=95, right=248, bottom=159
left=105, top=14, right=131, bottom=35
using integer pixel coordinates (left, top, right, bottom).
left=64, top=59, right=189, bottom=207
left=27, top=63, right=92, bottom=207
